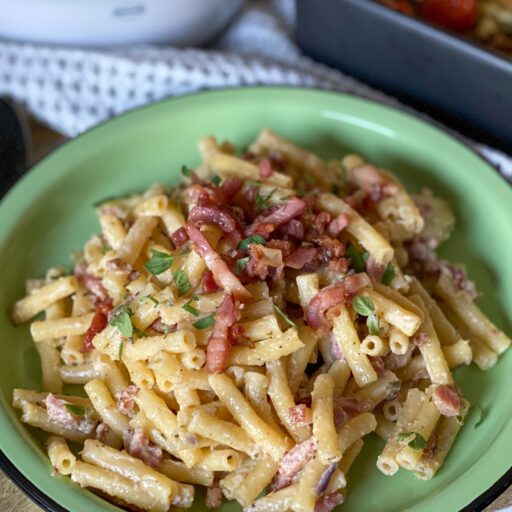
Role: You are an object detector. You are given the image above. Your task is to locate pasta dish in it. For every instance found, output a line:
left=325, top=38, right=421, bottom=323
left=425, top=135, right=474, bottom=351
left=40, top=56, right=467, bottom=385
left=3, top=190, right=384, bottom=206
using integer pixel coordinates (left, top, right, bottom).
left=10, top=129, right=511, bottom=512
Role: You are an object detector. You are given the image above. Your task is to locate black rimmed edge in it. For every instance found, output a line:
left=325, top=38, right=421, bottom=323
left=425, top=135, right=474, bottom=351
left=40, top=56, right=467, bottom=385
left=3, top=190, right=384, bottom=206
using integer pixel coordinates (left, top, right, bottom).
left=0, top=86, right=510, bottom=512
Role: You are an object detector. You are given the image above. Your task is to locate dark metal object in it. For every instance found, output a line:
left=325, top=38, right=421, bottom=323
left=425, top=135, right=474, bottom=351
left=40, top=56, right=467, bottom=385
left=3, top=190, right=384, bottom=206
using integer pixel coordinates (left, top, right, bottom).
left=0, top=97, right=28, bottom=198
left=296, top=0, right=512, bottom=152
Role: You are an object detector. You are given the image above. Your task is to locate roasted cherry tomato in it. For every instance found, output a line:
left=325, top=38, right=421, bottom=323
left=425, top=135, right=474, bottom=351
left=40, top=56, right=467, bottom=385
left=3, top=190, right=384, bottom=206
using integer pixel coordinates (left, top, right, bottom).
left=418, top=0, right=478, bottom=32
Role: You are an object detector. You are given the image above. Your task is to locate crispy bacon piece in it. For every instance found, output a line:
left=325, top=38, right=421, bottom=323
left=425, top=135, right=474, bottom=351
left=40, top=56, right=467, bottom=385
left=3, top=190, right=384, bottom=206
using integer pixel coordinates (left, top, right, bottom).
left=314, top=236, right=345, bottom=262
left=271, top=437, right=316, bottom=492
left=385, top=344, right=414, bottom=370
left=365, top=255, right=385, bottom=281
left=282, top=219, right=305, bottom=240
left=315, top=493, right=344, bottom=512
left=213, top=177, right=244, bottom=204
left=433, top=384, right=461, bottom=417
left=289, top=404, right=313, bottom=426
left=171, top=227, right=188, bottom=247
left=201, top=269, right=219, bottom=294
left=74, top=264, right=109, bottom=302
left=370, top=356, right=386, bottom=378
left=95, top=422, right=111, bottom=443
left=205, top=483, right=223, bottom=509
left=206, top=294, right=240, bottom=373
left=306, top=273, right=370, bottom=330
left=413, top=331, right=428, bottom=347
left=149, top=318, right=172, bottom=334
left=285, top=247, right=317, bottom=270
left=259, top=158, right=273, bottom=178
left=333, top=398, right=372, bottom=430
left=327, top=213, right=349, bottom=237
left=246, top=244, right=284, bottom=280
left=115, top=385, right=139, bottom=418
left=248, top=198, right=307, bottom=235
left=186, top=224, right=251, bottom=302
left=82, top=299, right=113, bottom=353
left=43, top=394, right=97, bottom=434
left=349, top=164, right=397, bottom=198
left=123, top=427, right=162, bottom=469
left=327, top=258, right=348, bottom=274
left=189, top=205, right=238, bottom=234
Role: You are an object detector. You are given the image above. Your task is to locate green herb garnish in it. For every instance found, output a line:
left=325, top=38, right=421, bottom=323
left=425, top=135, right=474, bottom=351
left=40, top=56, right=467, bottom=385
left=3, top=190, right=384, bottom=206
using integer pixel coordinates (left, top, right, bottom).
left=182, top=297, right=200, bottom=316
left=273, top=305, right=296, bottom=328
left=64, top=403, right=86, bottom=417
left=141, top=295, right=160, bottom=305
left=193, top=313, right=215, bottom=329
left=133, top=327, right=147, bottom=338
left=173, top=270, right=192, bottom=296
left=145, top=249, right=174, bottom=275
left=210, top=175, right=222, bottom=186
left=346, top=244, right=366, bottom=273
left=352, top=295, right=380, bottom=335
left=382, top=262, right=395, bottom=285
left=102, top=243, right=112, bottom=253
left=397, top=432, right=428, bottom=450
left=255, top=189, right=276, bottom=210
left=109, top=304, right=133, bottom=338
left=233, top=257, right=249, bottom=275
left=118, top=340, right=124, bottom=360
left=331, top=184, right=341, bottom=196
left=237, top=235, right=266, bottom=251
left=181, top=165, right=193, bottom=177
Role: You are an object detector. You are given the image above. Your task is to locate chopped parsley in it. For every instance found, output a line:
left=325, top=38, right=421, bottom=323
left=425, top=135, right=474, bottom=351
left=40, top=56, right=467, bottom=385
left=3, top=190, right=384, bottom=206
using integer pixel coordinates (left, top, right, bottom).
left=144, top=249, right=174, bottom=275
left=352, top=296, right=380, bottom=335
left=255, top=189, right=276, bottom=210
left=331, top=184, right=341, bottom=196
left=193, top=313, right=215, bottom=329
left=182, top=297, right=200, bottom=316
left=181, top=165, right=193, bottom=178
left=64, top=403, right=86, bottom=417
left=346, top=244, right=367, bottom=273
left=109, top=304, right=133, bottom=338
left=273, top=305, right=296, bottom=328
left=102, top=243, right=112, bottom=253
left=133, top=327, right=147, bottom=338
left=210, top=175, right=222, bottom=186
left=118, top=340, right=124, bottom=360
left=397, top=432, right=428, bottom=450
left=141, top=295, right=160, bottom=305
left=237, top=235, right=266, bottom=251
left=382, top=262, right=395, bottom=285
left=233, top=257, right=249, bottom=275
left=173, top=270, right=192, bottom=296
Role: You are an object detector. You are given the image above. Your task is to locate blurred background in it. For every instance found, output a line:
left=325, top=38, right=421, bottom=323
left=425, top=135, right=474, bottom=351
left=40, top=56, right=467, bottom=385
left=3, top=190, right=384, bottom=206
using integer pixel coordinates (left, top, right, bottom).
left=0, top=0, right=512, bottom=510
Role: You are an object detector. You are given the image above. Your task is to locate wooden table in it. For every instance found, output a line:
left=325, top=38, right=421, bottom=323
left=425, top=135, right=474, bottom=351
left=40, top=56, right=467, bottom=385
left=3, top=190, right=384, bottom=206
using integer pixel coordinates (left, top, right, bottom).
left=1, top=118, right=511, bottom=512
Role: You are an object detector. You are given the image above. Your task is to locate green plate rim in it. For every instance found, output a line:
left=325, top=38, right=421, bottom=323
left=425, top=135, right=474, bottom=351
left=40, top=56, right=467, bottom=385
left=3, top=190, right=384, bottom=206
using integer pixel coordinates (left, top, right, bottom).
left=0, top=86, right=510, bottom=512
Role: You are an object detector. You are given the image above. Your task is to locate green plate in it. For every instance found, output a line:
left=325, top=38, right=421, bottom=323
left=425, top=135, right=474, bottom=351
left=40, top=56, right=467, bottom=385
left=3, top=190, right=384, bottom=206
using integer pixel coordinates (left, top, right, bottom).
left=0, top=88, right=510, bottom=512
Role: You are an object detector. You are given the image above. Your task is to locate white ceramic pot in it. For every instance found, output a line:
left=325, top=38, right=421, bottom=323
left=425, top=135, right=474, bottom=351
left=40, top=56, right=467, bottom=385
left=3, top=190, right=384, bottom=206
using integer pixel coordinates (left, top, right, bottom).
left=0, top=0, right=246, bottom=46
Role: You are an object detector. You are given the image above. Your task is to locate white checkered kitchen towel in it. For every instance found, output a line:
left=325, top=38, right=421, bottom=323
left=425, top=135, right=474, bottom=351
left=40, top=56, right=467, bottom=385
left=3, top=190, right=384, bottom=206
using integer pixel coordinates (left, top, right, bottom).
left=0, top=0, right=510, bottom=179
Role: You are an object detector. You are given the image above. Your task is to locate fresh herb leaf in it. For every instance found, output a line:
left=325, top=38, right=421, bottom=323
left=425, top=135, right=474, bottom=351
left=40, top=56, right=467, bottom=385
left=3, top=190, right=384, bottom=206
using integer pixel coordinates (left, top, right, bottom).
left=382, top=262, right=395, bottom=285
left=181, top=165, right=192, bottom=177
left=193, top=313, right=215, bottom=329
left=246, top=180, right=262, bottom=188
left=64, top=403, right=86, bottom=417
left=110, top=304, right=133, bottom=338
left=210, top=175, right=222, bottom=186
left=255, top=189, right=276, bottom=210
left=233, top=257, right=249, bottom=275
left=367, top=313, right=380, bottom=335
left=102, top=243, right=112, bottom=253
left=331, top=184, right=341, bottom=196
left=237, top=235, right=266, bottom=251
left=273, top=305, right=296, bottom=328
left=173, top=271, right=192, bottom=296
left=145, top=249, right=174, bottom=275
left=133, top=327, right=146, bottom=338
left=397, top=432, right=427, bottom=450
left=182, top=298, right=200, bottom=316
left=118, top=340, right=124, bottom=360
left=362, top=251, right=370, bottom=262
left=141, top=295, right=159, bottom=305
left=352, top=296, right=375, bottom=317
left=346, top=244, right=366, bottom=273
left=304, top=174, right=315, bottom=185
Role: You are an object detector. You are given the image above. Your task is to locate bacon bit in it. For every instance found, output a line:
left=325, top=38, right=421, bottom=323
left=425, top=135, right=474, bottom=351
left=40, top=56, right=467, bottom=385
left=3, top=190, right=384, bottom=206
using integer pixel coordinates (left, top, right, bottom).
left=248, top=197, right=307, bottom=235
left=282, top=219, right=305, bottom=240
left=206, top=294, right=241, bottom=373
left=259, top=158, right=273, bottom=178
left=365, top=255, right=385, bottom=281
left=285, top=247, right=317, bottom=270
left=268, top=151, right=285, bottom=169
left=271, top=437, right=317, bottom=492
left=370, top=356, right=386, bottom=378
left=74, top=264, right=109, bottom=303
left=385, top=344, right=414, bottom=370
left=189, top=205, right=239, bottom=234
left=43, top=394, right=96, bottom=434
left=205, top=483, right=223, bottom=509
left=95, top=422, right=110, bottom=443
left=331, top=335, right=344, bottom=360
left=129, top=270, right=141, bottom=281
left=267, top=239, right=293, bottom=258
left=171, top=227, right=188, bottom=247
left=313, top=211, right=332, bottom=234
left=307, top=273, right=370, bottom=330
left=82, top=299, right=113, bottom=352
left=289, top=404, right=313, bottom=426
left=201, top=269, right=219, bottom=294
left=413, top=331, right=428, bottom=347
left=349, top=164, right=397, bottom=197
left=333, top=398, right=372, bottom=430
left=123, top=427, right=162, bottom=469
left=246, top=244, right=283, bottom=280
left=214, top=177, right=244, bottom=204
left=314, top=236, right=345, bottom=263
left=316, top=462, right=339, bottom=495
left=295, top=392, right=312, bottom=407
left=186, top=224, right=251, bottom=302
left=115, top=385, right=139, bottom=418
left=149, top=318, right=172, bottom=334
left=327, top=213, right=349, bottom=237
left=327, top=258, right=348, bottom=274
left=315, top=493, right=344, bottom=512
left=422, top=432, right=438, bottom=461
left=433, top=385, right=461, bottom=417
